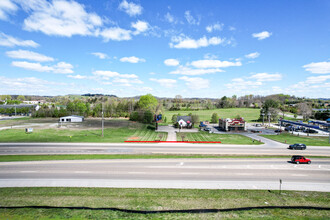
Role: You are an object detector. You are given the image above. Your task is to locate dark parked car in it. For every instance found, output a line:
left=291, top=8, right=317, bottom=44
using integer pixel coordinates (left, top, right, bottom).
left=304, top=129, right=318, bottom=134
left=288, top=143, right=306, bottom=150
left=291, top=155, right=311, bottom=164
left=204, top=127, right=211, bottom=131
left=274, top=129, right=282, bottom=133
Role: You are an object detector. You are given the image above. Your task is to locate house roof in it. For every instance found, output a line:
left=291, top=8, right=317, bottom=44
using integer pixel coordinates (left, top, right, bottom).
left=60, top=115, right=84, bottom=119
left=177, top=116, right=192, bottom=122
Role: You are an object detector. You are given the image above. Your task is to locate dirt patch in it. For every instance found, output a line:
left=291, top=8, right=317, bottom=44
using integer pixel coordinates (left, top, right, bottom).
left=128, top=136, right=140, bottom=140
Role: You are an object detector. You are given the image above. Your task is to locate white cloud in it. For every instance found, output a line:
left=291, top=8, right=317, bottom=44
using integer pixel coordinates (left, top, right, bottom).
left=120, top=56, right=145, bottom=63
left=170, top=66, right=223, bottom=76
left=0, top=32, right=39, bottom=47
left=245, top=52, right=260, bottom=59
left=206, top=23, right=223, bottom=32
left=11, top=61, right=73, bottom=74
left=252, top=31, right=272, bottom=40
left=164, top=59, right=179, bottom=66
left=164, top=12, right=176, bottom=24
left=249, top=73, right=282, bottom=82
left=22, top=0, right=103, bottom=37
left=305, top=75, right=330, bottom=84
left=6, top=49, right=54, bottom=62
left=118, top=0, right=142, bottom=17
left=203, top=53, right=218, bottom=60
left=226, top=78, right=263, bottom=89
left=150, top=78, right=177, bottom=88
left=190, top=60, right=242, bottom=68
left=67, top=74, right=87, bottom=79
left=131, top=20, right=149, bottom=35
left=184, top=10, right=200, bottom=25
left=113, top=78, right=143, bottom=85
left=53, top=62, right=74, bottom=74
left=91, top=52, right=108, bottom=59
left=136, top=86, right=153, bottom=92
left=179, top=76, right=209, bottom=89
left=170, top=34, right=229, bottom=49
left=0, top=0, right=18, bottom=20
left=100, top=27, right=132, bottom=41
left=303, top=62, right=330, bottom=74
left=0, top=76, right=67, bottom=95
left=92, top=70, right=138, bottom=79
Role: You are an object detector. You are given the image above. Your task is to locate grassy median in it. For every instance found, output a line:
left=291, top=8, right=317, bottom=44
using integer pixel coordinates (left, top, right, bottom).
left=0, top=187, right=329, bottom=219
left=261, top=133, right=330, bottom=146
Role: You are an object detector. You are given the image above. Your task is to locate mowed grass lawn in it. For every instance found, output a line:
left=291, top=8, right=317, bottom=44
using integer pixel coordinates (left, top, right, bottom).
left=177, top=132, right=263, bottom=145
left=162, top=108, right=260, bottom=124
left=261, top=133, right=330, bottom=146
left=0, top=187, right=329, bottom=219
left=0, top=126, right=167, bottom=143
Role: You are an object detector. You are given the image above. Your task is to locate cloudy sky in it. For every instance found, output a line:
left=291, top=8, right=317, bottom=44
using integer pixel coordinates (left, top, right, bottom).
left=0, top=0, right=329, bottom=98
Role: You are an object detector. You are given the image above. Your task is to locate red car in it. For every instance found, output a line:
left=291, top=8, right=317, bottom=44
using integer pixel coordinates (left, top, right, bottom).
left=291, top=155, right=311, bottom=164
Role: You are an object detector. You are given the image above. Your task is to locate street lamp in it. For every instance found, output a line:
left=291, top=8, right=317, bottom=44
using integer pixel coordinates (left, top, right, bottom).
left=261, top=110, right=265, bottom=126
left=267, top=112, right=271, bottom=127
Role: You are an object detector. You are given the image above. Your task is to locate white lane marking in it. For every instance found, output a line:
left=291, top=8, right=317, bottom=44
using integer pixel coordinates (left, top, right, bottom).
left=128, top=172, right=146, bottom=174
left=20, top=171, right=37, bottom=173
left=319, top=165, right=321, bottom=168
left=292, top=174, right=307, bottom=177
left=74, top=171, right=91, bottom=174
left=180, top=162, right=184, bottom=166
left=180, top=172, right=199, bottom=175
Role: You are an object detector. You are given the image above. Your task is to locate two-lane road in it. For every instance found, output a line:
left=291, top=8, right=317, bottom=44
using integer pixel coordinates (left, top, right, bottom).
left=1, top=158, right=329, bottom=191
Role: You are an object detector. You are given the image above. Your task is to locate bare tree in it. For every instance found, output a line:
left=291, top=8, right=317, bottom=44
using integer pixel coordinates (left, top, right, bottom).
left=297, top=103, right=312, bottom=120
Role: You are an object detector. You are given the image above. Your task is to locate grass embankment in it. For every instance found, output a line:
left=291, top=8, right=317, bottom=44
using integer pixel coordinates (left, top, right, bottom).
left=176, top=132, right=263, bottom=145
left=0, top=188, right=329, bottom=219
left=261, top=133, right=330, bottom=146
left=162, top=108, right=259, bottom=124
left=0, top=126, right=167, bottom=143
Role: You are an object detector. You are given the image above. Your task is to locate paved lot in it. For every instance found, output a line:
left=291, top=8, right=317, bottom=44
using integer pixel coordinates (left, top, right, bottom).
left=1, top=158, right=329, bottom=191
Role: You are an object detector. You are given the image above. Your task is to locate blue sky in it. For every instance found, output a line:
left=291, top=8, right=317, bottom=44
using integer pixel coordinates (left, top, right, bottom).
left=0, top=0, right=329, bottom=98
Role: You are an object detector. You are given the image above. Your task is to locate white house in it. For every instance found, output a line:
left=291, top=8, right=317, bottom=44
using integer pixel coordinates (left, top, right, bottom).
left=59, top=115, right=84, bottom=123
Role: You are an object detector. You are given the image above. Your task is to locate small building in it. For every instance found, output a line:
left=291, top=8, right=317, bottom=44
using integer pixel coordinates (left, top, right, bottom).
left=59, top=115, right=84, bottom=123
left=177, top=116, right=192, bottom=128
left=219, top=118, right=246, bottom=132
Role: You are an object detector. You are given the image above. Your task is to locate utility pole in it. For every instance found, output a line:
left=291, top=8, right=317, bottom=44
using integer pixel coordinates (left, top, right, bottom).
left=101, top=102, right=104, bottom=137
left=267, top=112, right=271, bottom=127
left=261, top=109, right=265, bottom=126
left=14, top=104, right=17, bottom=116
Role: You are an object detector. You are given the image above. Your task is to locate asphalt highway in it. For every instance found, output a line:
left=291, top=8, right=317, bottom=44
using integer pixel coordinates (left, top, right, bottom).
left=1, top=158, right=329, bottom=191
left=0, top=143, right=329, bottom=156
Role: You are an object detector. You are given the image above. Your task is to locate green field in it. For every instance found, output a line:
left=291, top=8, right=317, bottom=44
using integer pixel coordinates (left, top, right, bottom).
left=0, top=126, right=167, bottom=143
left=261, top=133, right=330, bottom=146
left=176, top=132, right=263, bottom=144
left=162, top=108, right=260, bottom=124
left=0, top=187, right=329, bottom=219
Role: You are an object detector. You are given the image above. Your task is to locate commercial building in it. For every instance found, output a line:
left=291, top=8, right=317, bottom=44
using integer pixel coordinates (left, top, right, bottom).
left=59, top=115, right=84, bottom=123
left=219, top=118, right=247, bottom=132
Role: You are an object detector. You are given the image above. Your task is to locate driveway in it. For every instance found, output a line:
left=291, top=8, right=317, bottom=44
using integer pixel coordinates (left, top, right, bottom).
left=157, top=125, right=199, bottom=141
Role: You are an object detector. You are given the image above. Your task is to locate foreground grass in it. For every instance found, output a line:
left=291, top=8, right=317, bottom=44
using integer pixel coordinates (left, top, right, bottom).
left=0, top=127, right=167, bottom=143
left=177, top=132, right=263, bottom=145
left=162, top=108, right=260, bottom=124
left=261, top=133, right=330, bottom=146
left=0, top=188, right=329, bottom=219
left=2, top=154, right=329, bottom=162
